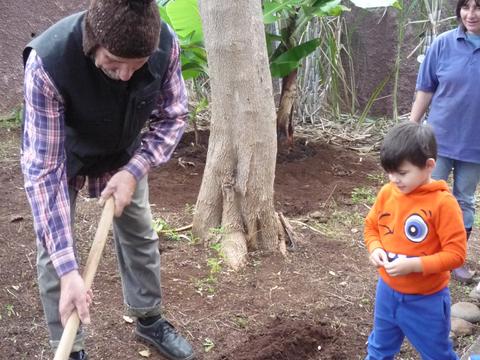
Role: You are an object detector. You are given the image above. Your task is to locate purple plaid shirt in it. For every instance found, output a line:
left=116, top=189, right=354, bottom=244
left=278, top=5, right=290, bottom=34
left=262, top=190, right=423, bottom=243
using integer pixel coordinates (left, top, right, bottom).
left=21, top=31, right=187, bottom=277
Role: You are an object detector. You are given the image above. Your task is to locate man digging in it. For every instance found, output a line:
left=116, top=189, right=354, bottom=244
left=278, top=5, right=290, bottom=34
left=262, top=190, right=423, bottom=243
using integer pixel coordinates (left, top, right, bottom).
left=21, top=0, right=194, bottom=359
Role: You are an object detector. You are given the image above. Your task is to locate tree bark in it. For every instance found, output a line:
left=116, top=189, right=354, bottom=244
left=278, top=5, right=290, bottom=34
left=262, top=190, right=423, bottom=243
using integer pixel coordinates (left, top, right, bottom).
left=194, top=0, right=283, bottom=269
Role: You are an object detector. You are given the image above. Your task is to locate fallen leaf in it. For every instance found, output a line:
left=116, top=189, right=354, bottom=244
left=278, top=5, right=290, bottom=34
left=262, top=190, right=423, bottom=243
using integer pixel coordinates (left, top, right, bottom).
left=139, top=349, right=151, bottom=357
left=123, top=315, right=134, bottom=324
left=178, top=157, right=195, bottom=168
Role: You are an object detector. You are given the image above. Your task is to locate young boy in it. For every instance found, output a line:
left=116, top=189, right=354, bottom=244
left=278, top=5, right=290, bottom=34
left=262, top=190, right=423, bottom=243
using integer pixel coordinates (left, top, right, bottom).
left=364, top=122, right=466, bottom=359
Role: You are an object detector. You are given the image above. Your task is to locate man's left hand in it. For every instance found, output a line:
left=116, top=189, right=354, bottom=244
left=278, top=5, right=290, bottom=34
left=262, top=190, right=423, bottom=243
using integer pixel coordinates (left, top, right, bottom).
left=101, top=170, right=137, bottom=217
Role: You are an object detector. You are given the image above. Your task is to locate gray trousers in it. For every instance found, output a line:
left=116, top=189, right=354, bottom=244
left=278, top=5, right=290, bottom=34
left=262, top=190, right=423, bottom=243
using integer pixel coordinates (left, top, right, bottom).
left=36, top=176, right=162, bottom=351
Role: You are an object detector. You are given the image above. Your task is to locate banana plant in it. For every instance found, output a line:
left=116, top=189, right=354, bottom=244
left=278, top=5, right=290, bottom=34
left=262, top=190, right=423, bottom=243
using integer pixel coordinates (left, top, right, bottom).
left=158, top=0, right=207, bottom=80
left=263, top=0, right=349, bottom=145
left=158, top=0, right=349, bottom=146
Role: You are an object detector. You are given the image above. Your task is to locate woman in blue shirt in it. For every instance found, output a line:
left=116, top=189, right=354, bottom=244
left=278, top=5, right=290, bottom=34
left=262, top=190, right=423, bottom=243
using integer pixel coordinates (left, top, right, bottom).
left=410, top=0, right=480, bottom=283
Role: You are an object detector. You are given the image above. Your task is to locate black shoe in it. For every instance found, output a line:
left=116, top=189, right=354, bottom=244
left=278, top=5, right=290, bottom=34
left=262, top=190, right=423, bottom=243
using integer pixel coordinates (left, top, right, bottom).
left=69, top=350, right=88, bottom=360
left=135, top=318, right=195, bottom=360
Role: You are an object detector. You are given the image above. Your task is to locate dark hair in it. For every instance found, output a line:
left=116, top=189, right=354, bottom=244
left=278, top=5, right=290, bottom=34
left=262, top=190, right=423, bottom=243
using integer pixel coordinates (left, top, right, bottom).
left=456, top=0, right=480, bottom=30
left=380, top=122, right=437, bottom=172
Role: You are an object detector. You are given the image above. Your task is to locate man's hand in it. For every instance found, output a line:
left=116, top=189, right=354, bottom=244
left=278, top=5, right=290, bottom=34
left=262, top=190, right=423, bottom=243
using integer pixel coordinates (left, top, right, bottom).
left=384, top=257, right=422, bottom=277
left=59, top=270, right=92, bottom=327
left=369, top=248, right=388, bottom=267
left=100, top=170, right=137, bottom=217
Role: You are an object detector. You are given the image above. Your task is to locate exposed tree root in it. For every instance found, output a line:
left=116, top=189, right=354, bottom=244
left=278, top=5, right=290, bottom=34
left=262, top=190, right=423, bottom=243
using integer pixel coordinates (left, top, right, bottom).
left=278, top=212, right=297, bottom=252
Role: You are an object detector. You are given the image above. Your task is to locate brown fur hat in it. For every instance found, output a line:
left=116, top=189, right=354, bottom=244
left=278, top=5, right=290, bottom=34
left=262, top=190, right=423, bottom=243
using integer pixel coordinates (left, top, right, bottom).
left=83, top=0, right=161, bottom=58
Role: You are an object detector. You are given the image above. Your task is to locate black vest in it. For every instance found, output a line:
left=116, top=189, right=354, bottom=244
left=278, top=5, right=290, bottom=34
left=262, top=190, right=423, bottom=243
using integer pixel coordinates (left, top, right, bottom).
left=23, top=12, right=172, bottom=179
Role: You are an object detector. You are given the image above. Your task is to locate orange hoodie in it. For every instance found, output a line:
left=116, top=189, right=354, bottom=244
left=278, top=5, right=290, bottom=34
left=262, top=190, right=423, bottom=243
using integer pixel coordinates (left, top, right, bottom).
left=364, top=180, right=466, bottom=295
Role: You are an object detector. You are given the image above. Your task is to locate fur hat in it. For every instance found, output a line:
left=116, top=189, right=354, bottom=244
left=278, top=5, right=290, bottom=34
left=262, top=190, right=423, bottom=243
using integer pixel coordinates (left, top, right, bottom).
left=83, top=0, right=161, bottom=58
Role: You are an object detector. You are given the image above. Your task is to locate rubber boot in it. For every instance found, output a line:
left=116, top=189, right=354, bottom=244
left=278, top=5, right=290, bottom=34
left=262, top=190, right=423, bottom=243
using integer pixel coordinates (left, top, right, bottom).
left=452, top=228, right=475, bottom=284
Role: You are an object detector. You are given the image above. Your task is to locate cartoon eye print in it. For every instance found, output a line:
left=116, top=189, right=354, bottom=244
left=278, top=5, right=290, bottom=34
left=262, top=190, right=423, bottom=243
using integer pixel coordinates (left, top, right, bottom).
left=404, top=214, right=429, bottom=243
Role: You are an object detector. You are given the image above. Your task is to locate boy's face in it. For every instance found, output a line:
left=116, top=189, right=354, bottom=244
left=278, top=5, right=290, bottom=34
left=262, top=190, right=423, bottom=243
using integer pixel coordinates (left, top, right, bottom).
left=387, top=159, right=435, bottom=194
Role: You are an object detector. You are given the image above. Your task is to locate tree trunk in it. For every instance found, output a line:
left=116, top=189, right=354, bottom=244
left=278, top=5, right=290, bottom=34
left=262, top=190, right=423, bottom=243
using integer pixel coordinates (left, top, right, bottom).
left=194, top=0, right=283, bottom=269
left=276, top=69, right=297, bottom=146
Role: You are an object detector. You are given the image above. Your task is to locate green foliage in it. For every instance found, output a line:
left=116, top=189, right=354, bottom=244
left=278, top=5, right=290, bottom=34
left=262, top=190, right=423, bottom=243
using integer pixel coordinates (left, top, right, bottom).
left=194, top=240, right=224, bottom=295
left=270, top=38, right=322, bottom=77
left=152, top=218, right=197, bottom=243
left=189, top=97, right=208, bottom=123
left=263, top=0, right=304, bottom=24
left=207, top=257, right=222, bottom=275
left=158, top=0, right=207, bottom=80
left=0, top=106, right=23, bottom=129
left=208, top=241, right=224, bottom=275
left=332, top=210, right=364, bottom=227
left=158, top=0, right=349, bottom=82
left=152, top=218, right=180, bottom=240
left=209, top=226, right=226, bottom=236
left=367, top=172, right=387, bottom=186
left=265, top=0, right=350, bottom=79
left=233, top=315, right=249, bottom=328
left=351, top=187, right=376, bottom=205
left=5, top=304, right=16, bottom=317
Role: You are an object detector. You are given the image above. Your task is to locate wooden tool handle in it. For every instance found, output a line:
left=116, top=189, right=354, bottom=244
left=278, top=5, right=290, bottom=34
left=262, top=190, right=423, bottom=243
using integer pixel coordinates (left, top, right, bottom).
left=54, top=197, right=115, bottom=360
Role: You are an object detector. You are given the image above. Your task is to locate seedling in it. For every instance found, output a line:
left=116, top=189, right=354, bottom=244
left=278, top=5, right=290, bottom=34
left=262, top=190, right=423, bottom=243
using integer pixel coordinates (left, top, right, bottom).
left=152, top=218, right=195, bottom=243
left=233, top=315, right=248, bottom=329
left=351, top=187, right=376, bottom=205
left=5, top=304, right=16, bottom=317
left=0, top=106, right=23, bottom=129
left=367, top=172, right=387, bottom=186
left=202, top=338, right=215, bottom=352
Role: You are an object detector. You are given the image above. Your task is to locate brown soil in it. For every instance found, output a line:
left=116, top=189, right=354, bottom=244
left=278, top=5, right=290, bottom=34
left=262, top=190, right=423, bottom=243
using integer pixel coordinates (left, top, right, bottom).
left=0, top=128, right=478, bottom=359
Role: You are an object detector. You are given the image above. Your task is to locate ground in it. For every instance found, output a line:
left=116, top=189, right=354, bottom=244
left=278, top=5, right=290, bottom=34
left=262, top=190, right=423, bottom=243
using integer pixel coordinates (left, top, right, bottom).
left=1, top=126, right=479, bottom=359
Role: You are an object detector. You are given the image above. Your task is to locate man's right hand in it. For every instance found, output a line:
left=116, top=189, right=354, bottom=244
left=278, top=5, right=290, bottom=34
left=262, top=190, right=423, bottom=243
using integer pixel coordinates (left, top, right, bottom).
left=59, top=270, right=92, bottom=327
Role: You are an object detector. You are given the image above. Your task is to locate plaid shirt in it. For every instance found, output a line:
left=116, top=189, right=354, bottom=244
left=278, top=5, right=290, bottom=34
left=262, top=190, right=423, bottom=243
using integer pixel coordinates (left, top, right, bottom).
left=21, top=32, right=187, bottom=277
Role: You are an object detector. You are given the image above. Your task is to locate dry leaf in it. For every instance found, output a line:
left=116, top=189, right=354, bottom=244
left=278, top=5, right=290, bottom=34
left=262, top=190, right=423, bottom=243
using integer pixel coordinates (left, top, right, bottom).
left=123, top=315, right=134, bottom=324
left=139, top=349, right=151, bottom=357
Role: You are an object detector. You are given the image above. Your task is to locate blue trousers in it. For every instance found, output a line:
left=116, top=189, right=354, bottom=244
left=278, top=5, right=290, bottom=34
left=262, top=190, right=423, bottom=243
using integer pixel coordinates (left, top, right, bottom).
left=366, top=278, right=458, bottom=360
left=432, top=156, right=480, bottom=229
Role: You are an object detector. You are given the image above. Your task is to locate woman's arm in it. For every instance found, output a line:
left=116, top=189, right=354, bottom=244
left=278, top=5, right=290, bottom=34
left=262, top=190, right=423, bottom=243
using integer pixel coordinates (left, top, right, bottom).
left=409, top=90, right=434, bottom=123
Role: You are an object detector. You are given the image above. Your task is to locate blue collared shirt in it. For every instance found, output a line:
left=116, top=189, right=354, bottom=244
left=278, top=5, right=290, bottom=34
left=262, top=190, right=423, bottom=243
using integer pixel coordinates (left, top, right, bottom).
left=416, top=26, right=480, bottom=164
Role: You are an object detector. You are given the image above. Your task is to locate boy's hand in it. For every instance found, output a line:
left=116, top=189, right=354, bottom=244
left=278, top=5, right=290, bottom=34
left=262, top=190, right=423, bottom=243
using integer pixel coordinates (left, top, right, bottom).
left=369, top=248, right=388, bottom=267
left=384, top=257, right=422, bottom=277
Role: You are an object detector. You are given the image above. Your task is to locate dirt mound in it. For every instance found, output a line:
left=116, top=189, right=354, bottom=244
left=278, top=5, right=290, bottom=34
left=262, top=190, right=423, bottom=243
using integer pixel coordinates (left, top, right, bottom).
left=220, top=317, right=346, bottom=360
